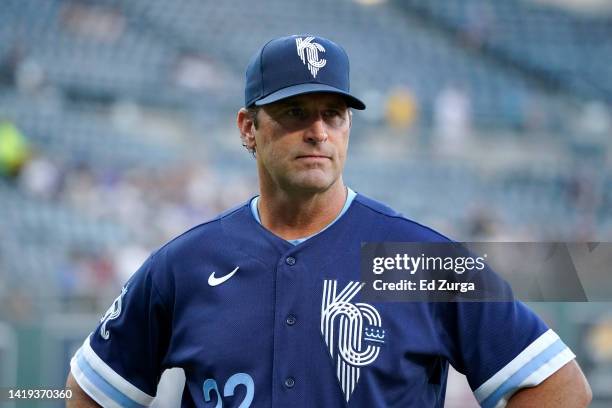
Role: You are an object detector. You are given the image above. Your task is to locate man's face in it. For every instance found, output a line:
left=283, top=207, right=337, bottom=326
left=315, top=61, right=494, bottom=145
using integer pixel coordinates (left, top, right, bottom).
left=251, top=93, right=351, bottom=194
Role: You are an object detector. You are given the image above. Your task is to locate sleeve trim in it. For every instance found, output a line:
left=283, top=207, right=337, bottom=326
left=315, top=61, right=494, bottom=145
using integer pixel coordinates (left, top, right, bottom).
left=518, top=347, right=575, bottom=388
left=490, top=348, right=576, bottom=408
left=474, top=329, right=574, bottom=407
left=71, top=352, right=123, bottom=408
left=78, top=335, right=155, bottom=406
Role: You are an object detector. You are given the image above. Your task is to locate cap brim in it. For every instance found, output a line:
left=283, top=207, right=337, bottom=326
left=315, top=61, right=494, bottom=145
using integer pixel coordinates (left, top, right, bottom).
left=254, top=83, right=366, bottom=110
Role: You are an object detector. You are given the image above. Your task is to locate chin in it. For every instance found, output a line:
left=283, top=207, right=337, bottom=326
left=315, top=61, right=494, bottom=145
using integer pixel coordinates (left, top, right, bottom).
left=288, top=173, right=337, bottom=193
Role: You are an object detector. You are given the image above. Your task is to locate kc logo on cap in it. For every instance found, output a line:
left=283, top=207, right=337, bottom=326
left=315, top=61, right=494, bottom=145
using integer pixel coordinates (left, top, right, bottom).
left=244, top=34, right=366, bottom=110
left=296, top=36, right=327, bottom=79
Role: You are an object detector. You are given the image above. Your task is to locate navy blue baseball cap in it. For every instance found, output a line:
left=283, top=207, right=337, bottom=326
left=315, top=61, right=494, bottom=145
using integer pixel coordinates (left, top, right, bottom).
left=244, top=35, right=366, bottom=110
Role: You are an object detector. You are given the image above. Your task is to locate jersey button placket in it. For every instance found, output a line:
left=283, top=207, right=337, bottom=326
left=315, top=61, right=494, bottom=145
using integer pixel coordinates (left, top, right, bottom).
left=275, top=253, right=299, bottom=403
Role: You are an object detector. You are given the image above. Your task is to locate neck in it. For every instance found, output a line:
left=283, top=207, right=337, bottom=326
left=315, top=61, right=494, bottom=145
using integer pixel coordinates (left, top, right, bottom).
left=257, top=179, right=347, bottom=241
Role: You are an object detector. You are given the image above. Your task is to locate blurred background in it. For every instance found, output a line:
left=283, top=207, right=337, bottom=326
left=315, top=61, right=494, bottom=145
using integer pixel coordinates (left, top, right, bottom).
left=0, top=0, right=611, bottom=406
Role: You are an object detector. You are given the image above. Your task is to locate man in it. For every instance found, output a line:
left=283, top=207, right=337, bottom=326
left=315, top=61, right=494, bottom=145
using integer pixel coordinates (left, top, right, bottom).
left=66, top=35, right=591, bottom=407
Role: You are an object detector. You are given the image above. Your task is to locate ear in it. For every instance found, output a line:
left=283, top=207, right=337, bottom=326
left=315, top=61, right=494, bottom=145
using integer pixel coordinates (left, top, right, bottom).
left=237, top=108, right=257, bottom=153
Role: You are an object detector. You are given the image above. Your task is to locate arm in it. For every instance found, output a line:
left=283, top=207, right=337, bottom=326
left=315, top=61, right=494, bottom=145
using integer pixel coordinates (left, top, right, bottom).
left=65, top=372, right=100, bottom=408
left=507, top=360, right=592, bottom=407
left=66, top=254, right=169, bottom=407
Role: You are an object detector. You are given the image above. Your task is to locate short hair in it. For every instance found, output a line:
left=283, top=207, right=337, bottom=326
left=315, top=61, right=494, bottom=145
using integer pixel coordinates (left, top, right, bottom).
left=242, top=106, right=260, bottom=157
left=246, top=106, right=260, bottom=129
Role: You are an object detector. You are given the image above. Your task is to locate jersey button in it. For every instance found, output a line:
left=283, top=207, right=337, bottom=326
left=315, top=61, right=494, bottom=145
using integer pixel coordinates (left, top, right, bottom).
left=284, top=377, right=295, bottom=388
left=285, top=256, right=296, bottom=266
left=286, top=315, right=296, bottom=326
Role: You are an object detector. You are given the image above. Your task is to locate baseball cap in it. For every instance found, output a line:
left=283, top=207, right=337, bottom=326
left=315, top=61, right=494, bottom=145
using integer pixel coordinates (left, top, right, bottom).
left=244, top=35, right=366, bottom=110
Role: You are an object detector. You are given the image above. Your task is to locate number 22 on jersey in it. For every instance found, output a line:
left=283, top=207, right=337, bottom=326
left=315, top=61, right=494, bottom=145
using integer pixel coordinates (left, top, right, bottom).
left=203, top=373, right=254, bottom=408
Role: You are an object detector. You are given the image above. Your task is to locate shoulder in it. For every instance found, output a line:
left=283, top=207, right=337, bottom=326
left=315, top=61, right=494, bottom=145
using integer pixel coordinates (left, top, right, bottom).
left=351, top=193, right=453, bottom=242
left=141, top=199, right=254, bottom=281
left=157, top=199, right=252, bottom=255
left=133, top=199, right=254, bottom=296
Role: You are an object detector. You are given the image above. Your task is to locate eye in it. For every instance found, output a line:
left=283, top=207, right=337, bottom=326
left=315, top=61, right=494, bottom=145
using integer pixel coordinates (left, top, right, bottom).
left=285, top=107, right=307, bottom=118
left=323, top=109, right=341, bottom=118
left=323, top=109, right=347, bottom=127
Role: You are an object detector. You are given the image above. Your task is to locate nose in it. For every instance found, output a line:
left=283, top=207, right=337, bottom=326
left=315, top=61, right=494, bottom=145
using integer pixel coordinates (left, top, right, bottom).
left=304, top=113, right=328, bottom=144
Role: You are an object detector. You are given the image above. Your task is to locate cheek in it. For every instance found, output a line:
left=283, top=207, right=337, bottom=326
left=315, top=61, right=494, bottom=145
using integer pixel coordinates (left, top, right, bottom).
left=335, top=133, right=350, bottom=161
left=258, top=138, right=291, bottom=170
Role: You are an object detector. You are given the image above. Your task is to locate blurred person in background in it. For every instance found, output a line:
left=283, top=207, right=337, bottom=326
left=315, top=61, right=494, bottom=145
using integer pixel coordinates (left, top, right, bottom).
left=433, top=84, right=472, bottom=156
left=0, top=120, right=30, bottom=180
left=385, top=86, right=418, bottom=131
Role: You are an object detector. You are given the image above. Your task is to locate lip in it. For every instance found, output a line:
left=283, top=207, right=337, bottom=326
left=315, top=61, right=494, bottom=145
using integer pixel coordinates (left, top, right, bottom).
left=296, top=155, right=331, bottom=160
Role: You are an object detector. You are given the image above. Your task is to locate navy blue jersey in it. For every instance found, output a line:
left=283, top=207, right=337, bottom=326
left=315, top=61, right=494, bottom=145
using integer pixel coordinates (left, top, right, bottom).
left=71, top=194, right=574, bottom=407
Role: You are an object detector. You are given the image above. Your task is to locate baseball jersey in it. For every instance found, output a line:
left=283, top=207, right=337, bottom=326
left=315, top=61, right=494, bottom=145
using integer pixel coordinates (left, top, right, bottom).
left=70, top=192, right=575, bottom=407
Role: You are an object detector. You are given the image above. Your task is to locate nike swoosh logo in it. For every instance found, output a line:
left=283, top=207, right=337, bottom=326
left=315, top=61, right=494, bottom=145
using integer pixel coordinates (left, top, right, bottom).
left=208, top=266, right=239, bottom=287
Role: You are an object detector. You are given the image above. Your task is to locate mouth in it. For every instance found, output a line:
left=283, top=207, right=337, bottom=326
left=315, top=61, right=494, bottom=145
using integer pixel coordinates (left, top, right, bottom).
left=296, top=155, right=331, bottom=160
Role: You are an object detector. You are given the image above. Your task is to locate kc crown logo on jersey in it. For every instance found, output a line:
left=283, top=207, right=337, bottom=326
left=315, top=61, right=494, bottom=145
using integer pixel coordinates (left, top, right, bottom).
left=296, top=36, right=327, bottom=78
left=321, top=280, right=386, bottom=403
left=100, top=284, right=128, bottom=340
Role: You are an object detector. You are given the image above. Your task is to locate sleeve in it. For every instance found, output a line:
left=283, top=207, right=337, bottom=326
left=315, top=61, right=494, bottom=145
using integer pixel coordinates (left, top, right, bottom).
left=70, top=253, right=172, bottom=408
left=439, top=300, right=575, bottom=408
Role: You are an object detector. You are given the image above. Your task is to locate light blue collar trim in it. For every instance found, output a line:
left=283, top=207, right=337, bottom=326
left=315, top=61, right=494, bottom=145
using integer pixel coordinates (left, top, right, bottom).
left=250, top=188, right=357, bottom=245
